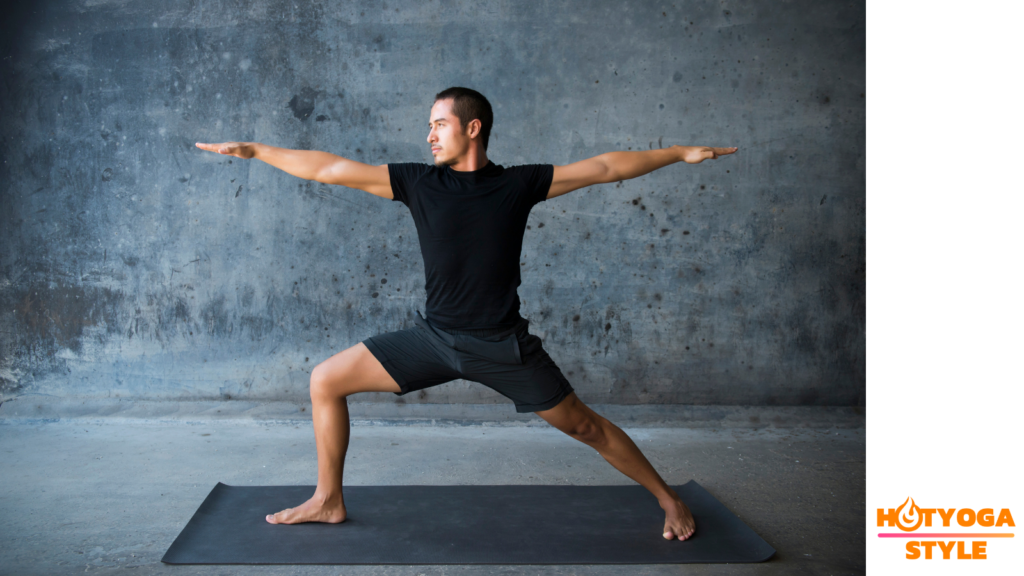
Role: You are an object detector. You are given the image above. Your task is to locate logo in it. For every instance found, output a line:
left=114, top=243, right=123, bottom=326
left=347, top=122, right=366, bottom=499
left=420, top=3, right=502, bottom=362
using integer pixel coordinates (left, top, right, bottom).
left=876, top=497, right=1015, bottom=560
left=895, top=497, right=923, bottom=531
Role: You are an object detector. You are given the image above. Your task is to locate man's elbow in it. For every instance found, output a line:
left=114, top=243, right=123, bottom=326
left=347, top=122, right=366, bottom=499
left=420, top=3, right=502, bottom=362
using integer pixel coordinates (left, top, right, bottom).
left=597, top=156, right=618, bottom=184
left=315, top=161, right=346, bottom=185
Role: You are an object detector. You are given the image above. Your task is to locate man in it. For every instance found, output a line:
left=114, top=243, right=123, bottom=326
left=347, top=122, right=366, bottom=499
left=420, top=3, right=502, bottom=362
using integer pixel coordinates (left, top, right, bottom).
left=196, top=86, right=736, bottom=542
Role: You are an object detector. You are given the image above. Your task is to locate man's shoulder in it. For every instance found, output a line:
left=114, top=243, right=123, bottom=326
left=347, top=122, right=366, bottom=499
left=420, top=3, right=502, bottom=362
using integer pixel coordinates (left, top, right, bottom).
left=503, top=163, right=555, bottom=184
left=387, top=162, right=436, bottom=171
left=504, top=162, right=553, bottom=171
left=387, top=162, right=437, bottom=182
left=503, top=163, right=553, bottom=182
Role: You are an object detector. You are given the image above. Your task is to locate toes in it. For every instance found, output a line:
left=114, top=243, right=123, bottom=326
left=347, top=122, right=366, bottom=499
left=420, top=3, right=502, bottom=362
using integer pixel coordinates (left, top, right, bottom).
left=668, top=527, right=695, bottom=541
left=267, top=509, right=290, bottom=524
left=665, top=520, right=697, bottom=541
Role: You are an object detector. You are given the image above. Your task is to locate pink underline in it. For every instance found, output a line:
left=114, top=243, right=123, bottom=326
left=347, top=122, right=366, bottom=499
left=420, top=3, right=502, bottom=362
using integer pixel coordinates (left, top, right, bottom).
left=878, top=533, right=1014, bottom=538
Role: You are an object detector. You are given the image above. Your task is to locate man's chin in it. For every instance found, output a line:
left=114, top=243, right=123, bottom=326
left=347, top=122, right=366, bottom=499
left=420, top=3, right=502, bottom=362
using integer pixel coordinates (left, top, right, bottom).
left=433, top=156, right=453, bottom=167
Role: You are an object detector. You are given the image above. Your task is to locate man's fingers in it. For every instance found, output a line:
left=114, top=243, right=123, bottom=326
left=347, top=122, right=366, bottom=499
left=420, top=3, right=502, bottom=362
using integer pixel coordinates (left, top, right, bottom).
left=700, top=146, right=739, bottom=161
left=195, top=142, right=226, bottom=153
left=195, top=142, right=236, bottom=155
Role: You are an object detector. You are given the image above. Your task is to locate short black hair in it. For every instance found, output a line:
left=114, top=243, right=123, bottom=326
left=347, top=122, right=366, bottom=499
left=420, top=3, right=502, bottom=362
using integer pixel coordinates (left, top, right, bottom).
left=434, top=87, right=493, bottom=151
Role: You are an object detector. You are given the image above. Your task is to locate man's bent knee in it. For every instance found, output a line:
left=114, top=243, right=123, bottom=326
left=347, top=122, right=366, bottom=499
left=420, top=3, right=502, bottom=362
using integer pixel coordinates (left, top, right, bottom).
left=309, top=363, right=345, bottom=401
left=309, top=343, right=400, bottom=399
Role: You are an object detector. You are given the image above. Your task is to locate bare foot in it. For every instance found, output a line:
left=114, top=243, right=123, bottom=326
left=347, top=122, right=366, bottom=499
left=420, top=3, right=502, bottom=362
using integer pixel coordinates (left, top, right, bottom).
left=660, top=491, right=696, bottom=541
left=266, top=491, right=347, bottom=524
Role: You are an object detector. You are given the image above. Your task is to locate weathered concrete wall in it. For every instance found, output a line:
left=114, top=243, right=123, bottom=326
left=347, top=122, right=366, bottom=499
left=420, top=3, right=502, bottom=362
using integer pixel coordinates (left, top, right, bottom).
left=0, top=0, right=865, bottom=406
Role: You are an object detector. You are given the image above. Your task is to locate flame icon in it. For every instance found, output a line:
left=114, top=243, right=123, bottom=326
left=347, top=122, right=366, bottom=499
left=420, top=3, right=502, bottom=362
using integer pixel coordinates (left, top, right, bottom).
left=896, top=497, right=923, bottom=532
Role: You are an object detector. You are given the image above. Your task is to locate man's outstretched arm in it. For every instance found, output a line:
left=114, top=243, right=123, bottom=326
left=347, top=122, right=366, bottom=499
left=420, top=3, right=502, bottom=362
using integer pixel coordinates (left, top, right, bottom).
left=547, top=145, right=738, bottom=200
left=195, top=142, right=393, bottom=199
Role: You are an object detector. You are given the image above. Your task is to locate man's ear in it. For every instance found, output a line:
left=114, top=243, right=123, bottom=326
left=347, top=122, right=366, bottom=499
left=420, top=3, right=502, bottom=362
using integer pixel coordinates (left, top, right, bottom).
left=466, top=118, right=482, bottom=140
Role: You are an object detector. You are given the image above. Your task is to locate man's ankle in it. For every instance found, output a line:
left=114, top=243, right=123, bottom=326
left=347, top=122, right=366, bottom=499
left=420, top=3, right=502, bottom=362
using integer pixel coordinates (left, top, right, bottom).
left=313, top=488, right=343, bottom=503
left=657, top=490, right=682, bottom=507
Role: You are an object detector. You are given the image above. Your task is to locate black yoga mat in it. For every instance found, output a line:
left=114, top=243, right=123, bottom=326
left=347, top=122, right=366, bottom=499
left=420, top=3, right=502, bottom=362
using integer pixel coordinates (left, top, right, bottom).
left=162, top=480, right=774, bottom=565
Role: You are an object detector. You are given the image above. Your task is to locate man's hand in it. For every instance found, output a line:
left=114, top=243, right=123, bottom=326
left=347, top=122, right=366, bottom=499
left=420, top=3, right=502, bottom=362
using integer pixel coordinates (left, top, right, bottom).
left=680, top=146, right=739, bottom=164
left=195, top=141, right=257, bottom=159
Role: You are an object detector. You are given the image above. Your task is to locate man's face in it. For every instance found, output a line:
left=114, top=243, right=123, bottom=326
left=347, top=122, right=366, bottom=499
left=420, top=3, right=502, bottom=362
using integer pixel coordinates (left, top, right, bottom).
left=427, top=98, right=469, bottom=167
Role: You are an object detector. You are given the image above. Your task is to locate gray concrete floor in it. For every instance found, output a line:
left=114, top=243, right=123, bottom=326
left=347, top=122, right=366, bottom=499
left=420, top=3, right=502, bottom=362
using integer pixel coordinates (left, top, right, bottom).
left=0, top=415, right=864, bottom=575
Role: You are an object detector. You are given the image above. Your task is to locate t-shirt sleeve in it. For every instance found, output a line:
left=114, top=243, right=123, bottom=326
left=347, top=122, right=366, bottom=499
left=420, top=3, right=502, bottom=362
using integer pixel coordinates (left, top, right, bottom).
left=386, top=163, right=432, bottom=205
left=514, top=164, right=555, bottom=207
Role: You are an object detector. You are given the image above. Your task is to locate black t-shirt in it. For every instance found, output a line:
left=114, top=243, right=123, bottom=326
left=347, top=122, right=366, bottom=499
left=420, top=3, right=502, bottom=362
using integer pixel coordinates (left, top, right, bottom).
left=387, top=160, right=554, bottom=330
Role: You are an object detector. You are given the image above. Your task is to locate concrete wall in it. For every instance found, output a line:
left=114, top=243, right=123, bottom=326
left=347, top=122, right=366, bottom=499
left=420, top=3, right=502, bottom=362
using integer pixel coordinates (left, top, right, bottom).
left=0, top=0, right=865, bottom=407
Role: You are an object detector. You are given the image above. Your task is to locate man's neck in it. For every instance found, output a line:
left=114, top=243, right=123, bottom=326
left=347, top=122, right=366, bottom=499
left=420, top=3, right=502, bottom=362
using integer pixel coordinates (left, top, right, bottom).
left=448, top=147, right=489, bottom=172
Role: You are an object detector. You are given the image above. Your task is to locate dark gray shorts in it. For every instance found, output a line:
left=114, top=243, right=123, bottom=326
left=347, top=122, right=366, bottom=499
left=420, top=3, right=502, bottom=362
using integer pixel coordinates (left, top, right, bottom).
left=362, top=312, right=574, bottom=413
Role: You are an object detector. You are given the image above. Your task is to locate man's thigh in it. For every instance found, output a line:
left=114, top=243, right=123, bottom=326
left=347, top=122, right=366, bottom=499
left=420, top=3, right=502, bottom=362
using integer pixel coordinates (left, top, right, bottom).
left=362, top=325, right=462, bottom=396
left=312, top=342, right=404, bottom=395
